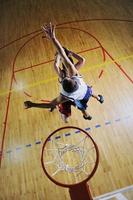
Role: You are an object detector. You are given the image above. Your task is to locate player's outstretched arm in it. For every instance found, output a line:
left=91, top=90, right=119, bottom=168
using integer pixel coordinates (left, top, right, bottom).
left=42, top=23, right=78, bottom=77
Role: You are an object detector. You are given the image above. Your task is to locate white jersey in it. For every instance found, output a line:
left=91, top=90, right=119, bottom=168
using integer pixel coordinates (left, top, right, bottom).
left=61, top=75, right=88, bottom=101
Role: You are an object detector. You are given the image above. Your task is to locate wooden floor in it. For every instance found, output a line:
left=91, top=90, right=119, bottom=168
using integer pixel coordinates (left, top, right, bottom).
left=0, top=0, right=133, bottom=199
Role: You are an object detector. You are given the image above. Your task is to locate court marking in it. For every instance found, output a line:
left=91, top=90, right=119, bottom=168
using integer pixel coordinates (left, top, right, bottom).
left=2, top=114, right=132, bottom=157
left=0, top=19, right=133, bottom=167
left=98, top=69, right=104, bottom=79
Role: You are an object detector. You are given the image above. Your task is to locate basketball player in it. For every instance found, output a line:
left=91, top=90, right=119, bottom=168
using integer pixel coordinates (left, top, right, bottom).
left=24, top=23, right=104, bottom=122
left=54, top=47, right=86, bottom=122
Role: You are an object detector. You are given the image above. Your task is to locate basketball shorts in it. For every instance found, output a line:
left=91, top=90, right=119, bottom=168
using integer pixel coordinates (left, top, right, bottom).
left=75, top=86, right=92, bottom=111
left=58, top=101, right=75, bottom=117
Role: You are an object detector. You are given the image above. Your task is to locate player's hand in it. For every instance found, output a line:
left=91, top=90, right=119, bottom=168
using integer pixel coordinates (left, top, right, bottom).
left=24, top=101, right=33, bottom=109
left=42, top=22, right=56, bottom=39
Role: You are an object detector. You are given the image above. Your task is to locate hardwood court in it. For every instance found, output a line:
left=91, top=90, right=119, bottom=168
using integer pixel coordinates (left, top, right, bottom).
left=0, top=0, right=133, bottom=199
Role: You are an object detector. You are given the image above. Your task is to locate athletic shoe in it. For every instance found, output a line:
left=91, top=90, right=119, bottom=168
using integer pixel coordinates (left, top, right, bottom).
left=83, top=115, right=92, bottom=120
left=98, top=95, right=104, bottom=103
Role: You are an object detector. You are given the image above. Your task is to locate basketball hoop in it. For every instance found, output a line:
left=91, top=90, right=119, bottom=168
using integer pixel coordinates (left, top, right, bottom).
left=41, top=126, right=99, bottom=200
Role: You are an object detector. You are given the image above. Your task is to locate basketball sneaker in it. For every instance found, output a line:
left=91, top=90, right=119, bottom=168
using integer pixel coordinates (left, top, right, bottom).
left=83, top=115, right=92, bottom=120
left=98, top=95, right=104, bottom=103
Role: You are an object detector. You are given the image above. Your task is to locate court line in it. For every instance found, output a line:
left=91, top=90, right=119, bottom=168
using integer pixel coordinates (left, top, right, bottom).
left=98, top=69, right=104, bottom=79
left=2, top=114, right=132, bottom=156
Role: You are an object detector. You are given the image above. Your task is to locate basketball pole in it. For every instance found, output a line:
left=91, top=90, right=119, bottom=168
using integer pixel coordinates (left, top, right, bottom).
left=69, top=182, right=93, bottom=200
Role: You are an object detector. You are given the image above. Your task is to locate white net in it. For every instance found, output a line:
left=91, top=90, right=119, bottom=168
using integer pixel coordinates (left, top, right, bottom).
left=43, top=128, right=97, bottom=185
left=45, top=136, right=95, bottom=175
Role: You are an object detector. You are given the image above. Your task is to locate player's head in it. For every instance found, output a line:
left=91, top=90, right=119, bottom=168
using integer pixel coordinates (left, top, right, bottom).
left=62, top=77, right=78, bottom=93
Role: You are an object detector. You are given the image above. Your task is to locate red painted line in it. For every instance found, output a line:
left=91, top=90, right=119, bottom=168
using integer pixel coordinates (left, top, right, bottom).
left=0, top=74, right=14, bottom=167
left=101, top=47, right=106, bottom=62
left=104, top=49, right=133, bottom=84
left=78, top=46, right=101, bottom=54
left=14, top=59, right=54, bottom=73
left=31, top=65, right=35, bottom=72
left=12, top=73, right=17, bottom=83
left=98, top=69, right=104, bottom=78
left=24, top=91, right=32, bottom=98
